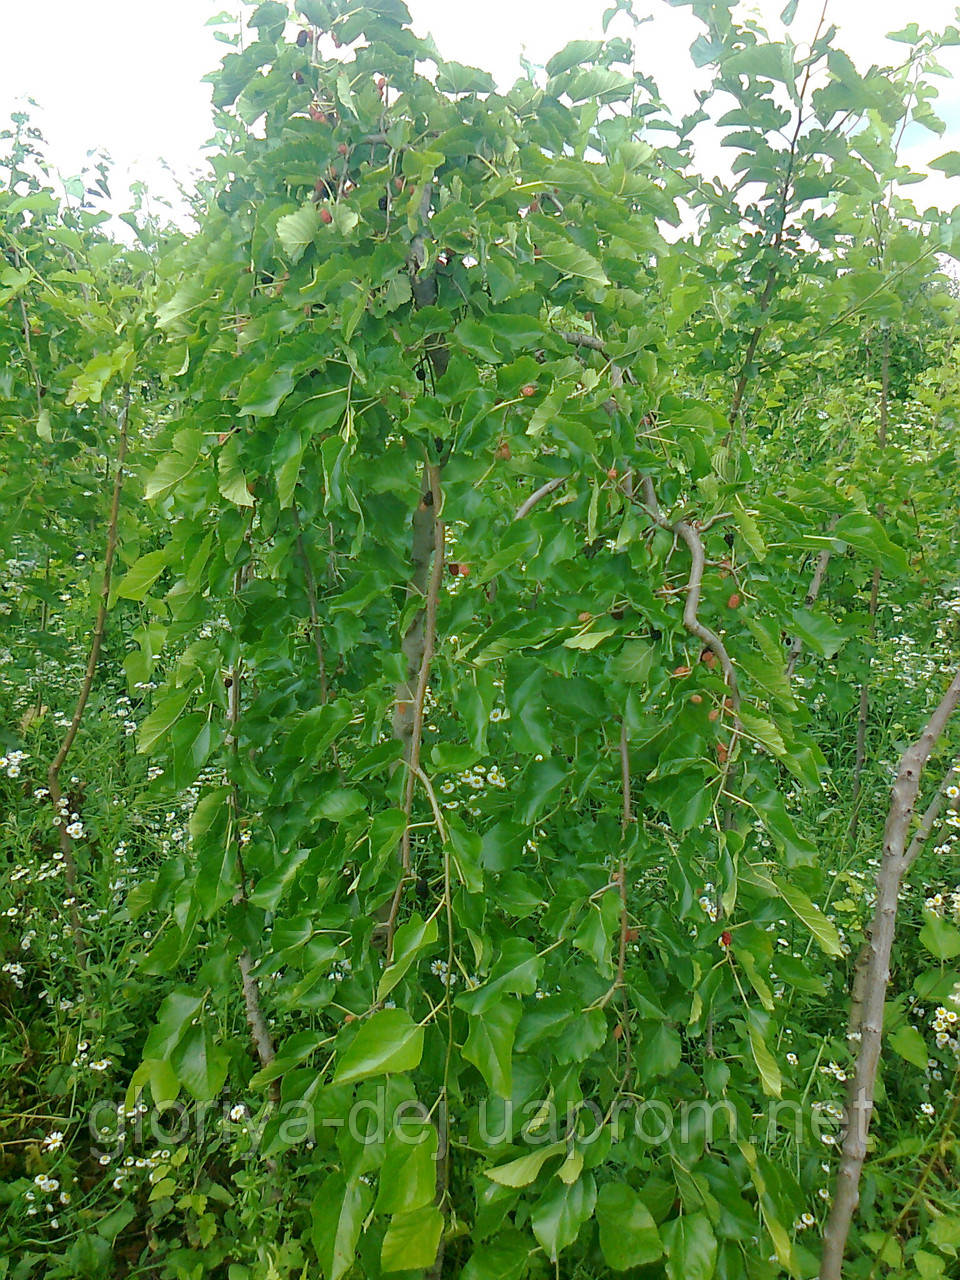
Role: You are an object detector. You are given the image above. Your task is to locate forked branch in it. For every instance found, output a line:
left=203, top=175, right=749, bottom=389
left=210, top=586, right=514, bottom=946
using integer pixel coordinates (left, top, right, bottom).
left=640, top=476, right=741, bottom=719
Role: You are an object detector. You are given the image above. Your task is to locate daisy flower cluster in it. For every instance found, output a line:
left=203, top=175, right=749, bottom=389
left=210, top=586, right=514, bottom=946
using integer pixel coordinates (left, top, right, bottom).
left=923, top=885, right=960, bottom=919
left=818, top=1059, right=848, bottom=1084
left=430, top=957, right=457, bottom=987
left=110, top=1147, right=172, bottom=1193
left=698, top=882, right=719, bottom=922
left=929, top=995, right=960, bottom=1055
left=438, top=760, right=508, bottom=812
left=113, top=692, right=139, bottom=737
left=792, top=1160, right=836, bottom=1233
left=1, top=749, right=28, bottom=778
left=22, top=1172, right=71, bottom=1227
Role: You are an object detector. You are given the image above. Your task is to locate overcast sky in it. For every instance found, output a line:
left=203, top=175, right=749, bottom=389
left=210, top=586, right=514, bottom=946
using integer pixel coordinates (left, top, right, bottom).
left=1, top=0, right=958, bottom=215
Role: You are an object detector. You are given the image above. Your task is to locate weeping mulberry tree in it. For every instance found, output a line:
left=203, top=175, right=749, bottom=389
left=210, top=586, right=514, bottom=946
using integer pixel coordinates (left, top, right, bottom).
left=116, top=0, right=960, bottom=1276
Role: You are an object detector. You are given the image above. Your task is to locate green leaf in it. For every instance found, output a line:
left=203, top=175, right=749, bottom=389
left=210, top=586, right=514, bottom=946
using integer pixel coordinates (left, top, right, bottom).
left=732, top=499, right=766, bottom=559
left=275, top=432, right=305, bottom=508
left=772, top=876, right=843, bottom=956
left=144, top=430, right=203, bottom=500
left=436, top=60, right=496, bottom=94
left=736, top=947, right=774, bottom=1012
left=248, top=847, right=309, bottom=910
left=316, top=788, right=366, bottom=820
left=930, top=151, right=960, bottom=178
left=138, top=685, right=194, bottom=753
left=170, top=1023, right=229, bottom=1101
left=928, top=1216, right=960, bottom=1255
left=381, top=1204, right=444, bottom=1271
left=155, top=279, right=206, bottom=333
left=249, top=1, right=288, bottom=39
left=635, top=1022, right=682, bottom=1081
left=563, top=67, right=634, bottom=103
left=455, top=317, right=502, bottom=364
left=597, top=1183, right=663, bottom=1270
left=538, top=232, right=609, bottom=286
left=375, top=1127, right=438, bottom=1214
left=919, top=912, right=960, bottom=960
left=377, top=913, right=439, bottom=1000
left=143, top=988, right=204, bottom=1060
left=333, top=204, right=360, bottom=236
left=756, top=791, right=817, bottom=866
left=790, top=606, right=847, bottom=658
left=333, top=1009, right=424, bottom=1084
left=116, top=550, right=169, bottom=601
left=531, top=1175, right=597, bottom=1262
left=888, top=1023, right=929, bottom=1070
left=463, top=997, right=521, bottom=1096
left=335, top=69, right=359, bottom=119
left=484, top=1141, right=566, bottom=1187
left=461, top=1233, right=533, bottom=1280
left=610, top=640, right=656, bottom=684
left=237, top=364, right=296, bottom=417
left=455, top=939, right=540, bottom=1014
left=126, top=1058, right=181, bottom=1109
left=545, top=40, right=604, bottom=76
left=218, top=436, right=254, bottom=507
left=832, top=512, right=909, bottom=576
left=773, top=952, right=826, bottom=995
left=312, top=1175, right=373, bottom=1280
left=662, top=1212, right=718, bottom=1280
left=564, top=625, right=617, bottom=650
left=746, top=1013, right=782, bottom=1099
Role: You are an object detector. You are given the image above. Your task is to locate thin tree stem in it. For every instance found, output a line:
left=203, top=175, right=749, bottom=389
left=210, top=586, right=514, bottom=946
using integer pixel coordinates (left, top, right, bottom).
left=820, top=669, right=960, bottom=1279
left=47, top=384, right=132, bottom=959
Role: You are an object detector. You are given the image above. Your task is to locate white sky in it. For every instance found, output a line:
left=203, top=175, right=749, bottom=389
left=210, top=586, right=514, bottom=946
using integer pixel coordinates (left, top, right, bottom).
left=1, top=0, right=958, bottom=215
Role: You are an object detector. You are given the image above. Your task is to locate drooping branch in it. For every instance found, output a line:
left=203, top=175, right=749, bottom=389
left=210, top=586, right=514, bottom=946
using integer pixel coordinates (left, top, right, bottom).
left=820, top=669, right=960, bottom=1280
left=514, top=475, right=566, bottom=522
left=612, top=719, right=632, bottom=999
left=384, top=463, right=445, bottom=959
left=850, top=330, right=891, bottom=840
left=238, top=950, right=277, bottom=1074
left=406, top=184, right=449, bottom=379
left=559, top=330, right=608, bottom=353
left=226, top=561, right=280, bottom=1101
left=614, top=472, right=635, bottom=1005
left=785, top=542, right=833, bottom=679
left=47, top=384, right=132, bottom=958
left=640, top=476, right=741, bottom=719
left=601, top=464, right=636, bottom=1014
left=10, top=243, right=44, bottom=418
left=292, top=505, right=330, bottom=706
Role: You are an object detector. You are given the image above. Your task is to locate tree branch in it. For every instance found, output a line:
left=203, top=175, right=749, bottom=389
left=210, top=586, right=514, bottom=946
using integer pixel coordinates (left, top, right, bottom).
left=848, top=762, right=959, bottom=1040
left=820, top=669, right=960, bottom=1280
left=640, top=477, right=741, bottom=719
left=785, top=541, right=833, bottom=679
left=384, top=464, right=445, bottom=960
left=226, top=561, right=280, bottom=1102
left=292, top=506, right=330, bottom=706
left=514, top=476, right=567, bottom=521
left=850, top=330, right=891, bottom=840
left=728, top=1, right=829, bottom=425
left=47, top=384, right=132, bottom=959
